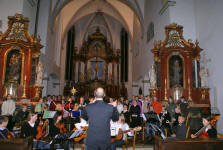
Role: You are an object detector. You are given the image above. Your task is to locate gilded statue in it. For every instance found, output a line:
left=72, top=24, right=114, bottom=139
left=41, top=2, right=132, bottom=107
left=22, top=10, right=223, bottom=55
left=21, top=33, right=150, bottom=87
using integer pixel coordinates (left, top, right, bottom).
left=148, top=64, right=157, bottom=88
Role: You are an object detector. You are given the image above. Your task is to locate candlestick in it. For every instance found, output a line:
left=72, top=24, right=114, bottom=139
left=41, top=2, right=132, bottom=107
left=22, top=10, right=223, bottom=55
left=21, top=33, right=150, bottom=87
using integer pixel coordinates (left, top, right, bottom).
left=164, top=78, right=168, bottom=101
left=188, top=78, right=192, bottom=101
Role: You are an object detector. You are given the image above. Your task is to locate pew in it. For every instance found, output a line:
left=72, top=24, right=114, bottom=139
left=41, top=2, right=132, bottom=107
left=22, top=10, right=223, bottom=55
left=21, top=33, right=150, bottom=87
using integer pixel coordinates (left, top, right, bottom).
left=154, top=136, right=223, bottom=150
left=0, top=137, right=33, bottom=150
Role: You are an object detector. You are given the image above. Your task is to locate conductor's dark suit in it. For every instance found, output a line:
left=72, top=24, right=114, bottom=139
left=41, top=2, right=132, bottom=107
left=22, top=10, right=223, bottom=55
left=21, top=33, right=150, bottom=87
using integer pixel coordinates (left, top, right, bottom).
left=82, top=100, right=119, bottom=150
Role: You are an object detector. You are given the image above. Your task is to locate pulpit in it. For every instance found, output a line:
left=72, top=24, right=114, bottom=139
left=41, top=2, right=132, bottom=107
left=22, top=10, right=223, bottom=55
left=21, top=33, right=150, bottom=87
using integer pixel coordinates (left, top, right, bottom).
left=0, top=14, right=43, bottom=100
left=151, top=23, right=209, bottom=104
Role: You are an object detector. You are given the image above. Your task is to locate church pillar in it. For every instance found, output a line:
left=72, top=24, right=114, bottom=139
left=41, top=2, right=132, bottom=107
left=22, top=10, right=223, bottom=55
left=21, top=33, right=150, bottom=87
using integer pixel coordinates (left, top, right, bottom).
left=78, top=60, right=81, bottom=81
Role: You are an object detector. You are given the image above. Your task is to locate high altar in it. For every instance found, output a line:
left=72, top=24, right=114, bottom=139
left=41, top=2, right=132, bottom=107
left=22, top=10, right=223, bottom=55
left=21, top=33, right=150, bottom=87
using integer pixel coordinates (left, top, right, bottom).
left=65, top=28, right=124, bottom=98
left=150, top=23, right=209, bottom=104
left=0, top=14, right=43, bottom=100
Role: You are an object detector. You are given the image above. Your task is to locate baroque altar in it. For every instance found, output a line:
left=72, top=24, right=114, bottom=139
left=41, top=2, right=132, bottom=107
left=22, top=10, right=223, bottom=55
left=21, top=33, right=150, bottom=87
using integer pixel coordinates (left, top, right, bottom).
left=64, top=28, right=124, bottom=98
left=150, top=23, right=209, bottom=104
left=0, top=14, right=43, bottom=100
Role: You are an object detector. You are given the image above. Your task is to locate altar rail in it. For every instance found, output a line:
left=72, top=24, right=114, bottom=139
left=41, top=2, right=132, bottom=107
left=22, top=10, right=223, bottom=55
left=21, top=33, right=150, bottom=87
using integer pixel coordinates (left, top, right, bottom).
left=154, top=136, right=223, bottom=150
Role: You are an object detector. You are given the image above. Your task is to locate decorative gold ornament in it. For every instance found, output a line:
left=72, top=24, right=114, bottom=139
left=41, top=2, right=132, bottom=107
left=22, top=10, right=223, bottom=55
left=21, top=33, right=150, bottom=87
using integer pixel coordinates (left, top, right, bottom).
left=70, top=87, right=77, bottom=96
left=21, top=76, right=27, bottom=98
left=164, top=79, right=168, bottom=101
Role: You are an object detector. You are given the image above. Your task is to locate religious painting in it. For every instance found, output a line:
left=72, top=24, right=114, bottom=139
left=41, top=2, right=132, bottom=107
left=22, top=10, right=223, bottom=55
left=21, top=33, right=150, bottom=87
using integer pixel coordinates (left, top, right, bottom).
left=30, top=57, right=39, bottom=85
left=88, top=57, right=105, bottom=80
left=169, top=55, right=183, bottom=88
left=4, top=49, right=22, bottom=84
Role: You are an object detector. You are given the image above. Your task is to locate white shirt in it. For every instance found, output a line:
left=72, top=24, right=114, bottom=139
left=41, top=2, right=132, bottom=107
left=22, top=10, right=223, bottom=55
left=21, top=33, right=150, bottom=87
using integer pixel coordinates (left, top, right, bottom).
left=75, top=118, right=88, bottom=129
left=1, top=99, right=15, bottom=115
left=110, top=121, right=134, bottom=140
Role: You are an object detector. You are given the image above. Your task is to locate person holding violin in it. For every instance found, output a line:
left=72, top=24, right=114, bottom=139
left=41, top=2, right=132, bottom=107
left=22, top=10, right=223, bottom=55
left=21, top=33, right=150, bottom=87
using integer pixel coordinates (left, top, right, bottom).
left=49, top=111, right=69, bottom=150
left=0, top=116, right=9, bottom=139
left=191, top=114, right=217, bottom=139
left=20, top=112, right=50, bottom=149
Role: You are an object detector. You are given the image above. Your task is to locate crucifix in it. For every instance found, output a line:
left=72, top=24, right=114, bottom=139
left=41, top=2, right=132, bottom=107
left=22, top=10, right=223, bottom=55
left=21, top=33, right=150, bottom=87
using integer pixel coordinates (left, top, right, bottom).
left=90, top=43, right=103, bottom=80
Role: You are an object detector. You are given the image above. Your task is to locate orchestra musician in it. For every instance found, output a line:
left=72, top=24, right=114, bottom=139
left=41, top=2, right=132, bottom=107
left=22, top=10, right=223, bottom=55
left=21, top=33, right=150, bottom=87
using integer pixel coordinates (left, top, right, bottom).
left=191, top=114, right=217, bottom=139
left=49, top=111, right=69, bottom=150
left=20, top=112, right=50, bottom=149
left=110, top=114, right=134, bottom=150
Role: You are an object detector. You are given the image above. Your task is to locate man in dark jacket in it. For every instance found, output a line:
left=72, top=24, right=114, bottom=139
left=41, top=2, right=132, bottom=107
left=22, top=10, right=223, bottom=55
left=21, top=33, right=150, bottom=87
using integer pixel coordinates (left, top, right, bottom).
left=82, top=87, right=119, bottom=150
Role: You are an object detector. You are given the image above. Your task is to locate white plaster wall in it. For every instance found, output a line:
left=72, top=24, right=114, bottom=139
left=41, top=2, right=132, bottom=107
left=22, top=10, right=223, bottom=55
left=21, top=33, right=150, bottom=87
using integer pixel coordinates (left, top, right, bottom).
left=194, top=0, right=223, bottom=134
left=169, top=0, right=196, bottom=41
left=0, top=0, right=23, bottom=31
left=37, top=0, right=50, bottom=54
left=133, top=0, right=170, bottom=82
left=22, top=0, right=37, bottom=34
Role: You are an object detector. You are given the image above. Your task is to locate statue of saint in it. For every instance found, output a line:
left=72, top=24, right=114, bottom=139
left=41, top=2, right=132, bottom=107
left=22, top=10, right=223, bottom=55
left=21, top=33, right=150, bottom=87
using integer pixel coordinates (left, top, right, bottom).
left=199, top=52, right=210, bottom=88
left=199, top=66, right=209, bottom=88
left=35, top=61, right=43, bottom=86
left=174, top=60, right=181, bottom=86
left=148, top=64, right=157, bottom=88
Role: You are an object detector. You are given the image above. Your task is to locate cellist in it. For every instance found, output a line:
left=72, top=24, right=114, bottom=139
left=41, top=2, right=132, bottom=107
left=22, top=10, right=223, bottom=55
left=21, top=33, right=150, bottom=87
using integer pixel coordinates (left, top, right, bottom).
left=191, top=114, right=217, bottom=139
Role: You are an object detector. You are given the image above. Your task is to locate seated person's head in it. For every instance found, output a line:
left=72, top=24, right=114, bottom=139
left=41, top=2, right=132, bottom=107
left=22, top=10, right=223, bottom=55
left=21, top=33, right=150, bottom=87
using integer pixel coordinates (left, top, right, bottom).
left=21, top=105, right=27, bottom=112
left=148, top=105, right=154, bottom=112
left=0, top=116, right=8, bottom=128
left=118, top=114, right=125, bottom=124
left=178, top=115, right=185, bottom=124
left=175, top=106, right=181, bottom=113
left=123, top=104, right=128, bottom=111
left=202, top=114, right=212, bottom=127
left=162, top=105, right=167, bottom=112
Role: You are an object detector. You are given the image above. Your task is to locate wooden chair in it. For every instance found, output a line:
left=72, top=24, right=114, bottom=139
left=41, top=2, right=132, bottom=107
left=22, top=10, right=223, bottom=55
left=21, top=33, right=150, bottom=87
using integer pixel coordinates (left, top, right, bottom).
left=122, top=130, right=137, bottom=150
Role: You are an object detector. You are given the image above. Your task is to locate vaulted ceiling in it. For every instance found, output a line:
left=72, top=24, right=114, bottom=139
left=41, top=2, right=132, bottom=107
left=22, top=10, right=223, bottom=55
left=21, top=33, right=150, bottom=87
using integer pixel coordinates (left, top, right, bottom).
left=50, top=0, right=144, bottom=44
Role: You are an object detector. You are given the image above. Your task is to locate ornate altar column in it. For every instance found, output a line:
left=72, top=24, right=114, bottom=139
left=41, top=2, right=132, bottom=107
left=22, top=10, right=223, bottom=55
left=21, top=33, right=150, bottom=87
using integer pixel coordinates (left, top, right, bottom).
left=112, top=61, right=115, bottom=84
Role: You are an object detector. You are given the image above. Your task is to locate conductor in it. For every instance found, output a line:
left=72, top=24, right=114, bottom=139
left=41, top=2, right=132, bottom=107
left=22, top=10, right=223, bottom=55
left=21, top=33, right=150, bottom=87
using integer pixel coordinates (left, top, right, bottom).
left=82, top=87, right=119, bottom=150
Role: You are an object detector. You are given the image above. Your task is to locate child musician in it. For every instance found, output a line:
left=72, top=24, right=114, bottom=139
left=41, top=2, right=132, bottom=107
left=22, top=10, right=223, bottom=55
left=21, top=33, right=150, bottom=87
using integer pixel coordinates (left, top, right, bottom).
left=159, top=105, right=172, bottom=136
left=171, top=115, right=187, bottom=139
left=191, top=114, right=217, bottom=138
left=110, top=114, right=134, bottom=150
left=0, top=116, right=9, bottom=139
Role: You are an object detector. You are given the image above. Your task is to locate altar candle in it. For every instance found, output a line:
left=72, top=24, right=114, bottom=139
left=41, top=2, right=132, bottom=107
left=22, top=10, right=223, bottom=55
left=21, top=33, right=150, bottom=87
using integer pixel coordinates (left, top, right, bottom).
left=165, top=79, right=166, bottom=87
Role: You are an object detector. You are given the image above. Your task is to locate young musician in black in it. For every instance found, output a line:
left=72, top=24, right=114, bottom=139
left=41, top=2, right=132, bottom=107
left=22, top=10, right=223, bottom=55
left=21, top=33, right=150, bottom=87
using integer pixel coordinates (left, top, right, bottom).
left=20, top=112, right=50, bottom=149
left=191, top=114, right=217, bottom=138
left=171, top=115, right=187, bottom=139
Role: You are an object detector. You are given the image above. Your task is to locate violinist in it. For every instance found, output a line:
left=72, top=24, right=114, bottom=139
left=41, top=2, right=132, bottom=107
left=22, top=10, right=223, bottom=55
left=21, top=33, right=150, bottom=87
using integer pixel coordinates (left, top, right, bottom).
left=0, top=116, right=9, bottom=139
left=191, top=114, right=217, bottom=139
left=49, top=111, right=69, bottom=150
left=20, top=112, right=50, bottom=149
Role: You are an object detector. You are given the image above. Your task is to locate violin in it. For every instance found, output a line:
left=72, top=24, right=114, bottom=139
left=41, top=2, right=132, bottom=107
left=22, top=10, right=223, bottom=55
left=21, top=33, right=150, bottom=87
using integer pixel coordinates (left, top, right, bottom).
left=56, top=121, right=67, bottom=134
left=36, top=117, right=43, bottom=140
left=191, top=115, right=218, bottom=139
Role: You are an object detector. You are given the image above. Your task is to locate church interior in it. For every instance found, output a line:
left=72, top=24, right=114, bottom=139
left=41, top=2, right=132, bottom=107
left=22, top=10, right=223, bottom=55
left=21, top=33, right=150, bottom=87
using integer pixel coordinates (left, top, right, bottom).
left=0, top=0, right=223, bottom=149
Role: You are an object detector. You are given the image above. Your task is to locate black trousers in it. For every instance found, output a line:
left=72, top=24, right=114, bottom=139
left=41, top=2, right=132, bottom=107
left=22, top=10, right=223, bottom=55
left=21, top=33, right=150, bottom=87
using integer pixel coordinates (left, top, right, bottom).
left=86, top=143, right=111, bottom=150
